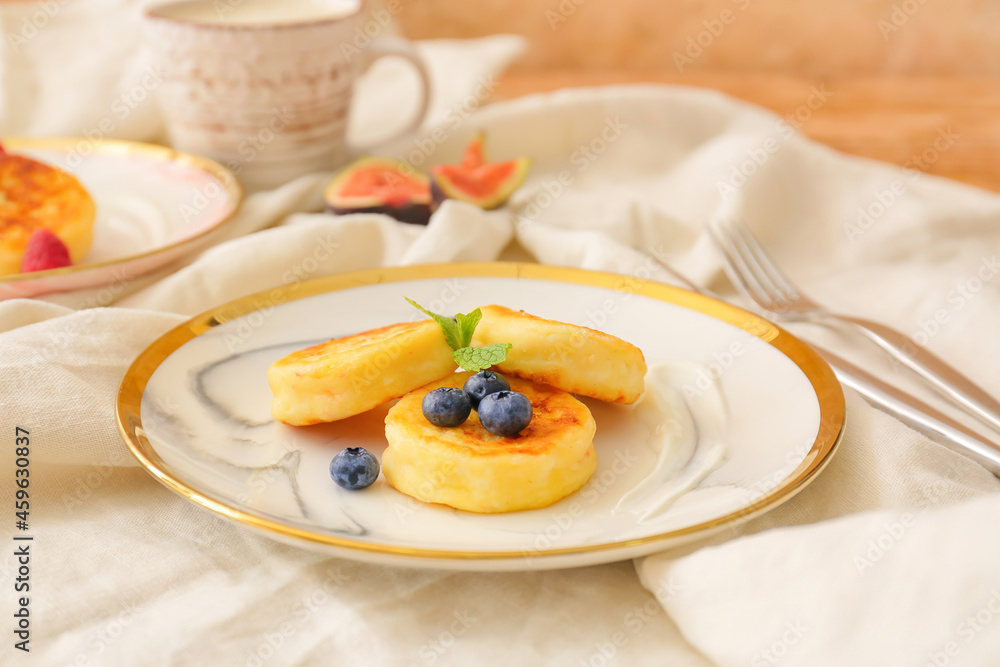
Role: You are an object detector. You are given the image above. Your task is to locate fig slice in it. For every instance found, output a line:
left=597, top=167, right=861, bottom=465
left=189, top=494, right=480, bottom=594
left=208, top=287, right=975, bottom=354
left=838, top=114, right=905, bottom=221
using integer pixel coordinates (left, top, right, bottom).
left=324, top=157, right=432, bottom=226
left=431, top=133, right=531, bottom=210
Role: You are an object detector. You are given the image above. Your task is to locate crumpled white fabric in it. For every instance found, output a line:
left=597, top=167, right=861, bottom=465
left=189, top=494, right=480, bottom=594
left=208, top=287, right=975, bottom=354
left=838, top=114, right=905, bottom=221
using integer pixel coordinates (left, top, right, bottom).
left=3, top=12, right=1000, bottom=665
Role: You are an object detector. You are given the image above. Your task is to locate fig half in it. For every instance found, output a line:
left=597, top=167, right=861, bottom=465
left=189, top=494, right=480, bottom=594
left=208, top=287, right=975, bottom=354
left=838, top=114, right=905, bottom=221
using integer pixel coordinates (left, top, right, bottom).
left=324, top=157, right=432, bottom=226
left=431, top=133, right=531, bottom=210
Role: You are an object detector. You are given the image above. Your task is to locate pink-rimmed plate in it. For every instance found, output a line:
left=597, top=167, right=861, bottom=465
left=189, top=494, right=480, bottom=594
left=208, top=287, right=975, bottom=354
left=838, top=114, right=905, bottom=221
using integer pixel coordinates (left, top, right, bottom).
left=0, top=137, right=242, bottom=300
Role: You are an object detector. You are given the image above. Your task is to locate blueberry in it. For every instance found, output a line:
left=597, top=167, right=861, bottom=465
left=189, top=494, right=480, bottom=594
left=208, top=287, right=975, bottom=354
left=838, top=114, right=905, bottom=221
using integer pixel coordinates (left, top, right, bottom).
left=463, top=370, right=511, bottom=410
left=422, top=387, right=472, bottom=427
left=329, top=447, right=380, bottom=490
left=478, top=390, right=532, bottom=437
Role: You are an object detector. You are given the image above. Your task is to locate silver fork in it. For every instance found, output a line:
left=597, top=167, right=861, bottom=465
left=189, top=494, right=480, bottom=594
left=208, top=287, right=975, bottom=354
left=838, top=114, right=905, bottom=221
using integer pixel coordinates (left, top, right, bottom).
left=708, top=217, right=1000, bottom=436
left=641, top=252, right=1000, bottom=476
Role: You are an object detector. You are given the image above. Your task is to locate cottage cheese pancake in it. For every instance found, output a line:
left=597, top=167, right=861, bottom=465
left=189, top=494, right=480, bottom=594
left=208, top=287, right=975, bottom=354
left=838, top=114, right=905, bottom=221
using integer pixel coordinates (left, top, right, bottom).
left=0, top=152, right=95, bottom=275
left=383, top=372, right=597, bottom=513
left=472, top=305, right=647, bottom=404
left=268, top=319, right=457, bottom=425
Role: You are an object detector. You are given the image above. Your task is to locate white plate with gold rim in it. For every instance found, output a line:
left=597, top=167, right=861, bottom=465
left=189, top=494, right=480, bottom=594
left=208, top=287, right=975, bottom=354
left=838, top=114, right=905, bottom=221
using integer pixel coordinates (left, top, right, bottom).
left=0, top=137, right=241, bottom=300
left=116, top=263, right=844, bottom=571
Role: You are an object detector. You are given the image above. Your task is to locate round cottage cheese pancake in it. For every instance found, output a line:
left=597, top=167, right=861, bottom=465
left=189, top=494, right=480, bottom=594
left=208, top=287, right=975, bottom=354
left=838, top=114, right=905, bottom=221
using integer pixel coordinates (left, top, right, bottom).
left=383, top=372, right=597, bottom=513
left=0, top=152, right=95, bottom=275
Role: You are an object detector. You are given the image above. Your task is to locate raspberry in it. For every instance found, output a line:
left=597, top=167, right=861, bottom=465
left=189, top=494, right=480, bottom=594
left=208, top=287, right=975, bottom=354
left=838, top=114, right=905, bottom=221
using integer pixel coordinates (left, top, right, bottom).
left=20, top=229, right=72, bottom=273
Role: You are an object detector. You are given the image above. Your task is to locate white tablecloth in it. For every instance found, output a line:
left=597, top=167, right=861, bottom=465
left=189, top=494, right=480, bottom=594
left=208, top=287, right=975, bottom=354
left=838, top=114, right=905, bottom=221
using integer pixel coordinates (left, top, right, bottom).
left=3, top=4, right=1000, bottom=665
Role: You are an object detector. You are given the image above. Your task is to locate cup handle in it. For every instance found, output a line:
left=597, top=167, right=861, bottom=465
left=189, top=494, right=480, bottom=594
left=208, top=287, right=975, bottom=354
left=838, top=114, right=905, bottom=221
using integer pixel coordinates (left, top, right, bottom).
left=350, top=36, right=432, bottom=152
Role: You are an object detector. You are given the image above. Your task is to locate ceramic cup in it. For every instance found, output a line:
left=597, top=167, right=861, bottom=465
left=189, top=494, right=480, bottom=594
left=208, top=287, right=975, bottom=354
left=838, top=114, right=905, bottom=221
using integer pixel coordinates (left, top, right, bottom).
left=144, top=0, right=431, bottom=191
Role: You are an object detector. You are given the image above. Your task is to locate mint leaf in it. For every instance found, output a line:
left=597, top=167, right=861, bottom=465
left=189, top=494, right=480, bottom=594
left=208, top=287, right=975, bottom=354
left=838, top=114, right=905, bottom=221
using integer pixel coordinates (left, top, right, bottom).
left=455, top=308, right=482, bottom=348
left=452, top=343, right=512, bottom=373
left=405, top=298, right=511, bottom=370
left=405, top=297, right=463, bottom=350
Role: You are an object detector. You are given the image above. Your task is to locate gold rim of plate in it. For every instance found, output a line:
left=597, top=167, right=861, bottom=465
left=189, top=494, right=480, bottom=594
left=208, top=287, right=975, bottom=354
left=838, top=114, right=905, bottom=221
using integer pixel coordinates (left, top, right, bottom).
left=116, top=263, right=846, bottom=563
left=0, top=136, right=243, bottom=284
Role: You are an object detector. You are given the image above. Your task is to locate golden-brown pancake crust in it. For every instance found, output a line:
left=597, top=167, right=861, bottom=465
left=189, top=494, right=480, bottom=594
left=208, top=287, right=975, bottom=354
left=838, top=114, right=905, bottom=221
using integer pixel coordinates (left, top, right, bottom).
left=0, top=153, right=95, bottom=274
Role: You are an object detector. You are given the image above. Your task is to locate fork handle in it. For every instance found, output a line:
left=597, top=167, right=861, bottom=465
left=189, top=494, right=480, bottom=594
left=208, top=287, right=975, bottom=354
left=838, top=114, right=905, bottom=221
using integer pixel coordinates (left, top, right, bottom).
left=815, top=344, right=1000, bottom=476
left=836, top=315, right=1000, bottom=435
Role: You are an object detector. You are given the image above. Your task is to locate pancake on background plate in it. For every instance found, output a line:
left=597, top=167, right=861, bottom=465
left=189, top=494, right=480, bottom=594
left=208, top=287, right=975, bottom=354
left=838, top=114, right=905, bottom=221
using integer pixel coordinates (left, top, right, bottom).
left=0, top=149, right=96, bottom=275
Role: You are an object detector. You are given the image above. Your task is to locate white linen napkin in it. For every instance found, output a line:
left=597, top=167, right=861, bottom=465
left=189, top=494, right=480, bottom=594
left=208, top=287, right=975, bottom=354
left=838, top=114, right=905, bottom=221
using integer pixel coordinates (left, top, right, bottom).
left=3, top=16, right=1000, bottom=666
